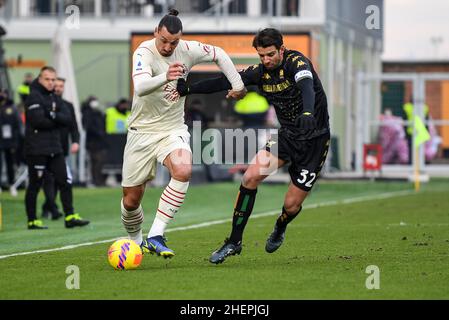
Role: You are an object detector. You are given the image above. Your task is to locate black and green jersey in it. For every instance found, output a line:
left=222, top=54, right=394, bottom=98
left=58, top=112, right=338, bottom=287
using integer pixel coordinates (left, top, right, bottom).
left=186, top=49, right=329, bottom=140
left=239, top=50, right=329, bottom=137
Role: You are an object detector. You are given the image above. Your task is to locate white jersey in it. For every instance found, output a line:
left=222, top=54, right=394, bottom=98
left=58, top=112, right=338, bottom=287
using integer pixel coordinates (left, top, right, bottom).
left=129, top=38, right=222, bottom=133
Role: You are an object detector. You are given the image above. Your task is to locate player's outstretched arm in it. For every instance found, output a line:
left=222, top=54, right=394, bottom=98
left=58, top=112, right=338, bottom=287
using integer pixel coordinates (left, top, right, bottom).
left=177, top=75, right=232, bottom=96
left=213, top=46, right=246, bottom=98
left=177, top=68, right=257, bottom=97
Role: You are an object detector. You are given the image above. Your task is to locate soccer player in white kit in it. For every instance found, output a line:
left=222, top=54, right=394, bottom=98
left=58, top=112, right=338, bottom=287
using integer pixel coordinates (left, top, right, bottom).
left=121, top=9, right=246, bottom=258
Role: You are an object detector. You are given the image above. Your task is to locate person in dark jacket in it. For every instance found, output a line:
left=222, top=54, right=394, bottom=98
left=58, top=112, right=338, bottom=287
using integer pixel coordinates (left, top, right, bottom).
left=41, top=77, right=80, bottom=220
left=24, top=66, right=89, bottom=229
left=0, top=89, right=23, bottom=196
left=81, top=96, right=108, bottom=187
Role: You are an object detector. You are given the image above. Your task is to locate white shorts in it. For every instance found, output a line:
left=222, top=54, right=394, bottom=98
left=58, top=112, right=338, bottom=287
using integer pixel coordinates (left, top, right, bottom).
left=121, top=128, right=191, bottom=187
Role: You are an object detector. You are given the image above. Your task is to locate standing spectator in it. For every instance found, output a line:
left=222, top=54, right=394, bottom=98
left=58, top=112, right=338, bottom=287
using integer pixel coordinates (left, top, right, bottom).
left=379, top=109, right=409, bottom=164
left=17, top=73, right=34, bottom=106
left=402, top=97, right=430, bottom=164
left=105, top=98, right=131, bottom=134
left=234, top=89, right=270, bottom=128
left=24, top=66, right=89, bottom=229
left=0, top=89, right=23, bottom=196
left=105, top=98, right=131, bottom=185
left=41, top=77, right=80, bottom=219
left=82, top=96, right=108, bottom=187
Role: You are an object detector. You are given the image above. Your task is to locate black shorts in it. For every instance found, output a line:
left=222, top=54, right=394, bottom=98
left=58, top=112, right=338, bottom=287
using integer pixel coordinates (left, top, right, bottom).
left=265, top=131, right=330, bottom=192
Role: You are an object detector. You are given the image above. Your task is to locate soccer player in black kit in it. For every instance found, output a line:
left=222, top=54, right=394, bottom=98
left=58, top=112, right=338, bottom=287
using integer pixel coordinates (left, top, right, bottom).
left=177, top=28, right=330, bottom=264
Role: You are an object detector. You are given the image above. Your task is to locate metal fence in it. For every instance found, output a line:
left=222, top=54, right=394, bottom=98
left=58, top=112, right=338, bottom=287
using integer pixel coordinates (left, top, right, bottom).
left=356, top=72, right=449, bottom=176
left=1, top=0, right=301, bottom=20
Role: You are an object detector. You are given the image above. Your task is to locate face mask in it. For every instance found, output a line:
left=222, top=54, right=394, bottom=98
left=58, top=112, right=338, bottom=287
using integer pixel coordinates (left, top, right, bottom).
left=90, top=100, right=101, bottom=110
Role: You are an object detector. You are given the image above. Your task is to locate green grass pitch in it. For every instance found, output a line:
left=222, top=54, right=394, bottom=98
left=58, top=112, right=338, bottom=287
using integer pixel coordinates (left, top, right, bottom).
left=0, top=179, right=448, bottom=299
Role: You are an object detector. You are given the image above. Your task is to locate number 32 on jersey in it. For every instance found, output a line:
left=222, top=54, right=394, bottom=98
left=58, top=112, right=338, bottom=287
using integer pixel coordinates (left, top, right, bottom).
left=296, top=169, right=316, bottom=188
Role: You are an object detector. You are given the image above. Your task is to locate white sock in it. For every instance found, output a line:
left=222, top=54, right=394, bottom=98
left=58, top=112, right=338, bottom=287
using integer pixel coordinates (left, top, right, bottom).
left=121, top=199, right=144, bottom=246
left=148, top=178, right=189, bottom=238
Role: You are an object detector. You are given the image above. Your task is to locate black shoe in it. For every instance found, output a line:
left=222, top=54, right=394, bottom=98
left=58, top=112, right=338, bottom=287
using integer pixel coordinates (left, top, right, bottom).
left=28, top=220, right=48, bottom=230
left=209, top=238, right=242, bottom=264
left=51, top=210, right=63, bottom=221
left=265, top=224, right=286, bottom=253
left=65, top=214, right=90, bottom=228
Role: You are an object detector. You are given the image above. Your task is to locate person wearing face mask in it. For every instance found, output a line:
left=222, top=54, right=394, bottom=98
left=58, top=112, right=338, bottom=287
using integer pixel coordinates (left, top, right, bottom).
left=0, top=89, right=23, bottom=196
left=81, top=96, right=108, bottom=187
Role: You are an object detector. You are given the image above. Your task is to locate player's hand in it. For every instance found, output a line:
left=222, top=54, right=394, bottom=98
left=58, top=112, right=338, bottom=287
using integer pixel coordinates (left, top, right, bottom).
left=226, top=87, right=247, bottom=100
left=166, top=62, right=185, bottom=81
left=176, top=78, right=190, bottom=96
left=295, top=112, right=317, bottom=131
left=47, top=110, right=56, bottom=120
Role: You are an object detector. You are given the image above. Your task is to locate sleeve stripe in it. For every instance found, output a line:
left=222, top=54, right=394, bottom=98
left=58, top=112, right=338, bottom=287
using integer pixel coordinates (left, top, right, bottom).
left=185, top=42, right=190, bottom=50
left=28, top=104, right=41, bottom=110
left=213, top=46, right=216, bottom=62
left=133, top=72, right=152, bottom=78
left=137, top=46, right=150, bottom=51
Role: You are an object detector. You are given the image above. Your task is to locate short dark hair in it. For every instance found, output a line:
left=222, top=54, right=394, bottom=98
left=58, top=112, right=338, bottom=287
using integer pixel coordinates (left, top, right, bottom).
left=39, top=66, right=56, bottom=76
left=117, top=98, right=129, bottom=105
left=252, top=28, right=283, bottom=50
left=56, top=77, right=66, bottom=82
left=158, top=9, right=182, bottom=34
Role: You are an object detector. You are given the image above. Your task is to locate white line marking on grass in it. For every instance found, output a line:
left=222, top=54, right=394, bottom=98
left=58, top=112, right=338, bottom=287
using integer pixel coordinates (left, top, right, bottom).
left=0, top=238, right=118, bottom=260
left=0, top=190, right=414, bottom=260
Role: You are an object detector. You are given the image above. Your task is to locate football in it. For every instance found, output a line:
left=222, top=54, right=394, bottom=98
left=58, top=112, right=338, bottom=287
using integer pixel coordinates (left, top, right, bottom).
left=107, top=239, right=143, bottom=270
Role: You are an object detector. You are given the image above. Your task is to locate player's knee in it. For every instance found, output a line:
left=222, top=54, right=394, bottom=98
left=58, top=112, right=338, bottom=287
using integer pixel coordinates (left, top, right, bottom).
left=122, top=195, right=141, bottom=211
left=242, top=171, right=262, bottom=189
left=284, top=199, right=302, bottom=214
left=55, top=177, right=72, bottom=189
left=171, top=165, right=192, bottom=182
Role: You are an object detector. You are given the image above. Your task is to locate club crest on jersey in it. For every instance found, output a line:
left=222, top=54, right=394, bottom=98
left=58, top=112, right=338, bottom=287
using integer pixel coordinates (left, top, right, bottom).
left=279, top=69, right=284, bottom=79
left=163, top=83, right=180, bottom=103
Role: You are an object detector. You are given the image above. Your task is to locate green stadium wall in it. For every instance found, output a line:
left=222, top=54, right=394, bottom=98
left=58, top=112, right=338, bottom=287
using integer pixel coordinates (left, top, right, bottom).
left=4, top=40, right=130, bottom=108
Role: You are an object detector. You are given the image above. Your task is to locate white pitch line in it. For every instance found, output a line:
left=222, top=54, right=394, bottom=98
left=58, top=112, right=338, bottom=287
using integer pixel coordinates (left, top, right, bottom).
left=0, top=189, right=414, bottom=260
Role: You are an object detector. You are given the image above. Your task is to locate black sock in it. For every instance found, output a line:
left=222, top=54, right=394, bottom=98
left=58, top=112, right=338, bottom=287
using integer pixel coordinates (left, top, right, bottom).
left=229, top=185, right=257, bottom=244
left=276, top=206, right=302, bottom=230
